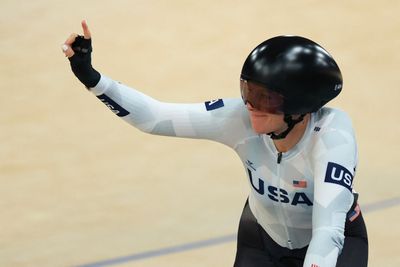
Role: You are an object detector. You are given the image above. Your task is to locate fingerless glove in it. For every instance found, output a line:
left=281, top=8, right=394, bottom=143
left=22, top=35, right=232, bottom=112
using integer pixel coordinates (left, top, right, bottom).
left=68, top=35, right=101, bottom=88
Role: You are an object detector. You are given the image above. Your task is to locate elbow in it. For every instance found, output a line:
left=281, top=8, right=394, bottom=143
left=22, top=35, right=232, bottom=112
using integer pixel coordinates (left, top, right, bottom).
left=130, top=119, right=177, bottom=137
left=129, top=120, right=156, bottom=134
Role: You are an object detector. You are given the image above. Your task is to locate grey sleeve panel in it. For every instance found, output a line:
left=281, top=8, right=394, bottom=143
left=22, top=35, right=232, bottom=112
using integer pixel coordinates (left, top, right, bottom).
left=304, top=126, right=357, bottom=267
left=89, top=74, right=251, bottom=148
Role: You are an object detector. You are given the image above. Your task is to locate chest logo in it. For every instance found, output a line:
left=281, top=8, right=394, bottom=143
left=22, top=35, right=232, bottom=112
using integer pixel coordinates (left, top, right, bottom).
left=247, top=168, right=313, bottom=206
left=245, top=159, right=256, bottom=171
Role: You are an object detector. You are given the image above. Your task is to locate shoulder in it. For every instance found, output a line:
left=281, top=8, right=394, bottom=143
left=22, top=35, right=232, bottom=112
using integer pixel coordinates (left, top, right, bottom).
left=309, top=107, right=358, bottom=170
left=313, top=107, right=354, bottom=132
left=311, top=106, right=356, bottom=144
left=311, top=107, right=356, bottom=147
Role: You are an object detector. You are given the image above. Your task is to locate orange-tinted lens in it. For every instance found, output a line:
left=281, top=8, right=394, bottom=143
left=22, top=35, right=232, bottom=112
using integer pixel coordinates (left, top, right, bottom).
left=240, top=79, right=284, bottom=114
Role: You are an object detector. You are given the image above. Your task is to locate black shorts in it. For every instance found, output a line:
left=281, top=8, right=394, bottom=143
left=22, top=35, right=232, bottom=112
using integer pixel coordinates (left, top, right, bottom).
left=233, top=200, right=368, bottom=267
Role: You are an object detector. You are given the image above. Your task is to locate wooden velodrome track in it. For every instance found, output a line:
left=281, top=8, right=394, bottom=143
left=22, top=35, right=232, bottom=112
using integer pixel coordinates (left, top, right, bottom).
left=1, top=1, right=399, bottom=266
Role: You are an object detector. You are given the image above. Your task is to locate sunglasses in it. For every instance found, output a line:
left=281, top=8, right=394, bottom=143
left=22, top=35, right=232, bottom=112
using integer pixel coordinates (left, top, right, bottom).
left=240, top=79, right=285, bottom=114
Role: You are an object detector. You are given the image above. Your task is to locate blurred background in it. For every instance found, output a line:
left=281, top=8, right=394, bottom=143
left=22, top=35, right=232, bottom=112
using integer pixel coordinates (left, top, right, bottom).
left=1, top=0, right=399, bottom=266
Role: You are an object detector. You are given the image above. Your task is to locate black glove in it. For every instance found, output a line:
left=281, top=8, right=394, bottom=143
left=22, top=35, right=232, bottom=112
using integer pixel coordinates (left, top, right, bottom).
left=68, top=35, right=101, bottom=88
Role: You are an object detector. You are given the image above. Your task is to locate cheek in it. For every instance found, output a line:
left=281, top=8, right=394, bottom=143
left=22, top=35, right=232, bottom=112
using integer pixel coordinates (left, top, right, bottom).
left=249, top=116, right=272, bottom=133
left=250, top=115, right=268, bottom=124
left=249, top=114, right=284, bottom=133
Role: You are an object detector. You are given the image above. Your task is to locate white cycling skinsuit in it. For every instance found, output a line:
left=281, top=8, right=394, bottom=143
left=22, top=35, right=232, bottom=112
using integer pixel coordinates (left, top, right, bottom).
left=88, top=74, right=363, bottom=267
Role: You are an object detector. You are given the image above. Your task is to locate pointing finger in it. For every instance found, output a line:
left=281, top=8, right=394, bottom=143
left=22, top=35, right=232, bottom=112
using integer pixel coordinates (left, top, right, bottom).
left=81, top=20, right=91, bottom=39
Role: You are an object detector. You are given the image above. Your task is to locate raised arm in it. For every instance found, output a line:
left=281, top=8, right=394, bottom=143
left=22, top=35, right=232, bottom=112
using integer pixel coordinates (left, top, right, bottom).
left=62, top=21, right=250, bottom=148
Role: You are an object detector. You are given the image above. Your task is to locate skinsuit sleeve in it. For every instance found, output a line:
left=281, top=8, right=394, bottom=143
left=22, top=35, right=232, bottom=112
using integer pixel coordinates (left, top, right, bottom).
left=89, top=74, right=249, bottom=148
left=303, top=112, right=357, bottom=267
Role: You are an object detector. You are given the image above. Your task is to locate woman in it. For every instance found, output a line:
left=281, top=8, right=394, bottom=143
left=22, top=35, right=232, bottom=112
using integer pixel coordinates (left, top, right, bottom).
left=62, top=21, right=368, bottom=267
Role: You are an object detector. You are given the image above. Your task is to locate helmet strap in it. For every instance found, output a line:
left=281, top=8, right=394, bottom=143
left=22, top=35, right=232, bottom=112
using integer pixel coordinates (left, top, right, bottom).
left=268, top=114, right=306, bottom=140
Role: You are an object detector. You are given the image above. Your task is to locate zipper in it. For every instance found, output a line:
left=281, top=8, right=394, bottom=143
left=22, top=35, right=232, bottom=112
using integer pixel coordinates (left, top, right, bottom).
left=277, top=152, right=283, bottom=164
left=276, top=151, right=292, bottom=248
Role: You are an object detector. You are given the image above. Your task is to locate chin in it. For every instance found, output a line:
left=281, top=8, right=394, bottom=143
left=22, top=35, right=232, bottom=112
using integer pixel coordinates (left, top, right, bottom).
left=251, top=124, right=270, bottom=134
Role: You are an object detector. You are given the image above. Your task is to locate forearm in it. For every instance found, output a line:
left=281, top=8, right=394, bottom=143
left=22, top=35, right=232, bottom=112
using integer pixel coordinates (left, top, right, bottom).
left=303, top=226, right=344, bottom=267
left=67, top=35, right=101, bottom=88
left=89, top=74, right=164, bottom=134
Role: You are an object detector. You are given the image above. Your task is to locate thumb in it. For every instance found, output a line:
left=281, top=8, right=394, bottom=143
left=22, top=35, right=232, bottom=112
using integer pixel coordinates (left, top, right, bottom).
left=81, top=20, right=91, bottom=39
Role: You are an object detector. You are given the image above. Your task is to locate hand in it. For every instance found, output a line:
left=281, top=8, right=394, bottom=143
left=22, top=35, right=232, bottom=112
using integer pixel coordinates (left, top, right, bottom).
left=62, top=20, right=92, bottom=58
left=62, top=20, right=100, bottom=88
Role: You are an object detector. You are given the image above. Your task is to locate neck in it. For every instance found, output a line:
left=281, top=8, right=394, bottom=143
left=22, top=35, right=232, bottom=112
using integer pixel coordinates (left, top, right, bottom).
left=273, top=114, right=310, bottom=152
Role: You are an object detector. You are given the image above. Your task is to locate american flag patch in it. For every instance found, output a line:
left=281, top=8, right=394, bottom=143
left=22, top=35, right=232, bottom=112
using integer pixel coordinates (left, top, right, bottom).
left=348, top=203, right=361, bottom=222
left=311, top=264, right=320, bottom=267
left=293, top=180, right=307, bottom=188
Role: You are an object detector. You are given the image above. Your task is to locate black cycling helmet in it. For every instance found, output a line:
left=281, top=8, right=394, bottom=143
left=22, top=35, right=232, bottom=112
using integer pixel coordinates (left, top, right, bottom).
left=241, top=35, right=343, bottom=115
